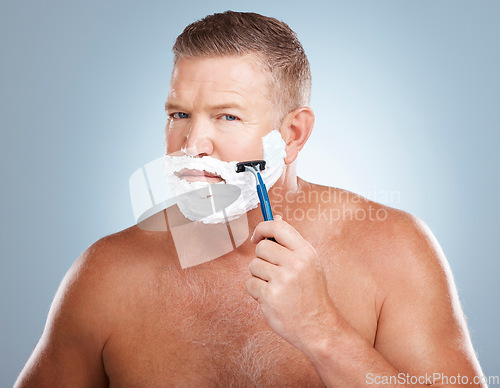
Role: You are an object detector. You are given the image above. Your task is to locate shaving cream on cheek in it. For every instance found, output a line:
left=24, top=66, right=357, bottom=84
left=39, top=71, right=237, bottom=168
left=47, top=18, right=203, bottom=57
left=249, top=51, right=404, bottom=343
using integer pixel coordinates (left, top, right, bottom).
left=163, top=129, right=287, bottom=224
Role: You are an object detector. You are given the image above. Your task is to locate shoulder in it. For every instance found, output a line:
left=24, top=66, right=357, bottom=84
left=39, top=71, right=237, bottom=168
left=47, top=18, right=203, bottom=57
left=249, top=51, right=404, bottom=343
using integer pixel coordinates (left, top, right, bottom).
left=311, top=183, right=449, bottom=285
left=327, top=189, right=456, bottom=314
left=315, top=184, right=437, bottom=255
left=50, top=227, right=140, bottom=329
left=57, top=225, right=179, bottom=331
left=81, top=224, right=178, bottom=273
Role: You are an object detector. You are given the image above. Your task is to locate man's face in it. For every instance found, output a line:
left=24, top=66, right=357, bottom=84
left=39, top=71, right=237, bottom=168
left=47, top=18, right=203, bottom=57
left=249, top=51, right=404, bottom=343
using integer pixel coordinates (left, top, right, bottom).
left=164, top=55, right=277, bottom=169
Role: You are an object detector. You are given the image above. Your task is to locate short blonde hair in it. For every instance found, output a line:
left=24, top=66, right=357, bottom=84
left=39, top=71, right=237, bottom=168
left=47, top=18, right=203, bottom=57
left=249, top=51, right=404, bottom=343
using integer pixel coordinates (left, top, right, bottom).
left=173, top=11, right=311, bottom=126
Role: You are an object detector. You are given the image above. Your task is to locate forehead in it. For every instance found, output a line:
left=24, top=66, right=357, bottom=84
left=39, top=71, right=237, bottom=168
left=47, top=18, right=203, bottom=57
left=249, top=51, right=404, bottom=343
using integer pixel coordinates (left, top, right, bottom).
left=168, top=55, right=270, bottom=103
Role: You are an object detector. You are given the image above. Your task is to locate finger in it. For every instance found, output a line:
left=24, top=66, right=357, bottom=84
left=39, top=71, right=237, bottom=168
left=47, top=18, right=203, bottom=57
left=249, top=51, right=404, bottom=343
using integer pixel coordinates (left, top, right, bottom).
left=246, top=276, right=266, bottom=302
left=252, top=218, right=308, bottom=251
left=254, top=238, right=290, bottom=266
left=249, top=257, right=278, bottom=281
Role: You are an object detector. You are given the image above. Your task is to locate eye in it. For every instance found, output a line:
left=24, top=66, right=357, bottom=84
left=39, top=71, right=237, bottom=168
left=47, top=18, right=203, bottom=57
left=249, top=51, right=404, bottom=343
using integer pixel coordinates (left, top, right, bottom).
left=171, top=112, right=190, bottom=119
left=220, top=114, right=239, bottom=121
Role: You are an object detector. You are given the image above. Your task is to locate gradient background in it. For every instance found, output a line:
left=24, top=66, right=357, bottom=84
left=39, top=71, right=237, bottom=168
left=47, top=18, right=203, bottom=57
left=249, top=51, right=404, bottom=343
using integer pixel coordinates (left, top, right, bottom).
left=1, top=0, right=498, bottom=385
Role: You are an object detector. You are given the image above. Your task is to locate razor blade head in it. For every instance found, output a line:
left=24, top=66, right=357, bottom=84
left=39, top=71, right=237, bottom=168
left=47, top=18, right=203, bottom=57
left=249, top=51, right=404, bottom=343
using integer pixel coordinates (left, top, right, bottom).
left=235, top=160, right=267, bottom=173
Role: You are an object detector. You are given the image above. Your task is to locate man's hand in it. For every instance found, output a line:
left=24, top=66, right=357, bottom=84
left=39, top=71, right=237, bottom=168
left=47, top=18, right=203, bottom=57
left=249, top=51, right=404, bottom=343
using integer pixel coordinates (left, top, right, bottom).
left=246, top=215, right=337, bottom=355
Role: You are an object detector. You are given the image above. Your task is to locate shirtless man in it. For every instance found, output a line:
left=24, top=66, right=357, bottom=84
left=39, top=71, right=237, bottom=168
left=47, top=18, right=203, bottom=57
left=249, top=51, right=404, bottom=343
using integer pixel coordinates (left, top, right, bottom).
left=16, top=11, right=484, bottom=387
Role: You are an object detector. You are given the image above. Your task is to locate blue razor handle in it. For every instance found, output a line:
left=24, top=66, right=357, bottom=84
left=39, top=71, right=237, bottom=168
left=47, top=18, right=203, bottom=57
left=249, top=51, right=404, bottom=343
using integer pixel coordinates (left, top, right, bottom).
left=234, top=160, right=277, bottom=243
left=256, top=171, right=277, bottom=243
left=256, top=171, right=273, bottom=221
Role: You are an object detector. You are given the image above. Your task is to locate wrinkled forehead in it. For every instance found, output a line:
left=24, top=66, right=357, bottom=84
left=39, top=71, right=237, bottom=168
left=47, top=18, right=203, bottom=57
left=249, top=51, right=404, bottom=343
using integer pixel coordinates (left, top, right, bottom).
left=168, top=54, right=272, bottom=102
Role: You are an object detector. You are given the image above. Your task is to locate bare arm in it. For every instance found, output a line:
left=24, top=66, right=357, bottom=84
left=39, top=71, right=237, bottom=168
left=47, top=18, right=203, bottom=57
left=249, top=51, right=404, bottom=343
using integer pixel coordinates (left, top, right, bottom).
left=15, top=244, right=112, bottom=387
left=308, top=216, right=485, bottom=387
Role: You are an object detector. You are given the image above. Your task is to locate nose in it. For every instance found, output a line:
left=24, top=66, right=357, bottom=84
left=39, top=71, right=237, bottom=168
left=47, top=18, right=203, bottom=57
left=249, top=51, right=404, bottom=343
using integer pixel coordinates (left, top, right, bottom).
left=182, top=137, right=214, bottom=157
left=182, top=119, right=214, bottom=157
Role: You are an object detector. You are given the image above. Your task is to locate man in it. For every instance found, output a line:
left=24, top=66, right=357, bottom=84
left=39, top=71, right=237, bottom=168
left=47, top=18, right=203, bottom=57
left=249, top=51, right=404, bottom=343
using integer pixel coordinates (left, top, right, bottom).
left=16, top=11, right=484, bottom=387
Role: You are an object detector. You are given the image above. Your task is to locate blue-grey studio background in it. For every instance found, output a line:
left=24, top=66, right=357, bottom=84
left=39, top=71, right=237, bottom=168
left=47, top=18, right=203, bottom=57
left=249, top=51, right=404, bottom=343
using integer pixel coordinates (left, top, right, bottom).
left=1, top=0, right=498, bottom=385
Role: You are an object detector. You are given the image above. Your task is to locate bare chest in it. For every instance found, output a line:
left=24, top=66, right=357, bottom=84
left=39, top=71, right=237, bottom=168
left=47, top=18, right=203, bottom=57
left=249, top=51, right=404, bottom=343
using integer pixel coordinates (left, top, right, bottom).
left=102, top=239, right=379, bottom=387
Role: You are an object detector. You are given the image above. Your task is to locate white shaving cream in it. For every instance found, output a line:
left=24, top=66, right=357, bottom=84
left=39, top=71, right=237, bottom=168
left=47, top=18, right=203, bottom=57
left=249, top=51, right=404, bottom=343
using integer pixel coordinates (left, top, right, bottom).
left=163, top=130, right=287, bottom=224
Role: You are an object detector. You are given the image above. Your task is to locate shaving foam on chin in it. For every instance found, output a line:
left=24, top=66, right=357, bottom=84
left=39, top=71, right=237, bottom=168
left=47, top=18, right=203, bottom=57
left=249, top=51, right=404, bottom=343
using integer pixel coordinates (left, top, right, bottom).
left=164, top=130, right=287, bottom=224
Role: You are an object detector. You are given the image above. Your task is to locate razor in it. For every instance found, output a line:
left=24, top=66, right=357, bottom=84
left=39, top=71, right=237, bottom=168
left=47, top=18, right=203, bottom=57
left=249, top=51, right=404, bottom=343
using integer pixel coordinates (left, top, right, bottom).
left=236, top=160, right=277, bottom=242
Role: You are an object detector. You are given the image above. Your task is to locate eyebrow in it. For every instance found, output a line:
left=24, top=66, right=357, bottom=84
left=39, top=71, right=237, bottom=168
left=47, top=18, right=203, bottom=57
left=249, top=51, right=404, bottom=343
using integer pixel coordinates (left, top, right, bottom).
left=164, top=102, right=183, bottom=111
left=164, top=102, right=247, bottom=112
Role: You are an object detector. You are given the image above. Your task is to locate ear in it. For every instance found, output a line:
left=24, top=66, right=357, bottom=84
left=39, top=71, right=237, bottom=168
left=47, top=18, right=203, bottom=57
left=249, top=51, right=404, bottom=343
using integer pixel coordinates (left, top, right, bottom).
left=280, top=107, right=315, bottom=164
